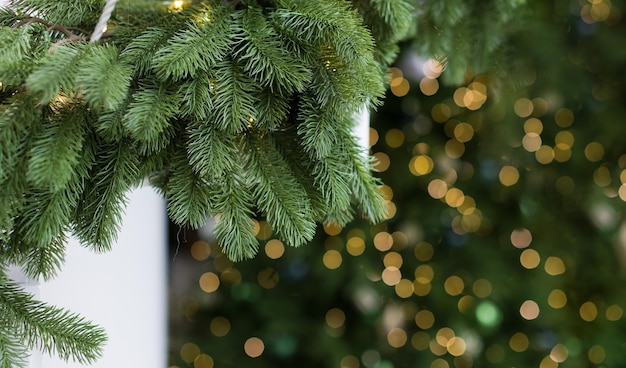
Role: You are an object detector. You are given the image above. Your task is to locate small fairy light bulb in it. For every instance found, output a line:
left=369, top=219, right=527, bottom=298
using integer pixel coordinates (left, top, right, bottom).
left=169, top=0, right=184, bottom=11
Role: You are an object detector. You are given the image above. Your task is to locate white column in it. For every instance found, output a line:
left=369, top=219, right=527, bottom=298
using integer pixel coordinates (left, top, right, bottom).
left=39, top=186, right=167, bottom=368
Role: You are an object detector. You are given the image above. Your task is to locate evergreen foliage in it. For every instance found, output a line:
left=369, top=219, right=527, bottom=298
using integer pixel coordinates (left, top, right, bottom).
left=0, top=0, right=538, bottom=364
left=0, top=0, right=418, bottom=364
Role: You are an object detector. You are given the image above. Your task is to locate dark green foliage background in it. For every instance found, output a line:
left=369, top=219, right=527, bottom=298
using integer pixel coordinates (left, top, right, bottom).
left=168, top=1, right=626, bottom=367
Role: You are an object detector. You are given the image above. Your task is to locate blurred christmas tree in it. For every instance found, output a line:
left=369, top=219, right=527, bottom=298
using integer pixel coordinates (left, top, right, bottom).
left=169, top=0, right=626, bottom=368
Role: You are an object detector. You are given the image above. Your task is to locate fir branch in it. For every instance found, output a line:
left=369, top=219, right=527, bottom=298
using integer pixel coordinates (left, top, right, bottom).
left=119, top=26, right=173, bottom=77
left=10, top=0, right=103, bottom=28
left=254, top=90, right=291, bottom=131
left=340, top=129, right=387, bottom=223
left=26, top=105, right=87, bottom=192
left=72, top=140, right=140, bottom=252
left=122, top=82, right=181, bottom=154
left=0, top=326, right=27, bottom=368
left=211, top=59, right=260, bottom=134
left=178, top=71, right=214, bottom=120
left=25, top=43, right=86, bottom=105
left=297, top=94, right=341, bottom=159
left=211, top=169, right=258, bottom=261
left=310, top=147, right=354, bottom=226
left=233, top=6, right=311, bottom=93
left=245, top=131, right=317, bottom=247
left=0, top=275, right=106, bottom=364
left=165, top=150, right=214, bottom=229
left=186, top=119, right=238, bottom=178
left=75, top=44, right=132, bottom=111
left=152, top=4, right=234, bottom=81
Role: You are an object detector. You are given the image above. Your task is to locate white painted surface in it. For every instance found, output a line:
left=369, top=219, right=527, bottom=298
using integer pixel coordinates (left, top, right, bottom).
left=38, top=186, right=167, bottom=368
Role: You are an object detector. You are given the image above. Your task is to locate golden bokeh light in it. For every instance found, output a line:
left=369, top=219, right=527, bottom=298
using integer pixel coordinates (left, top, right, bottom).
left=415, top=309, right=435, bottom=329
left=445, top=188, right=465, bottom=208
left=532, top=97, right=549, bottom=116
left=588, top=345, right=606, bottom=364
left=385, top=128, right=405, bottom=148
left=606, top=304, right=624, bottom=321
left=409, top=155, right=434, bottom=176
left=199, top=272, right=220, bottom=293
left=413, top=280, right=432, bottom=296
left=535, top=145, right=555, bottom=164
left=326, top=308, right=346, bottom=328
left=444, top=275, right=465, bottom=296
left=420, top=77, right=439, bottom=96
left=428, top=179, right=448, bottom=199
left=423, top=58, right=444, bottom=78
left=180, top=342, right=200, bottom=363
left=244, top=337, right=265, bottom=358
left=415, top=264, right=435, bottom=283
left=190, top=240, right=211, bottom=261
left=553, top=145, right=572, bottom=162
left=369, top=127, right=379, bottom=147
left=382, top=266, right=402, bottom=286
left=411, top=331, right=430, bottom=350
left=472, top=279, right=493, bottom=298
left=323, top=222, right=343, bottom=236
left=555, top=130, right=575, bottom=149
left=499, top=165, right=520, bottom=186
left=453, top=122, right=475, bottom=142
left=346, top=236, right=366, bottom=256
left=539, top=356, right=558, bottom=368
left=554, top=108, right=574, bottom=127
left=435, top=327, right=455, bottom=347
left=593, top=166, right=611, bottom=187
left=457, top=295, right=475, bottom=314
left=524, top=118, right=544, bottom=134
left=580, top=301, right=598, bottom=322
left=520, top=300, right=540, bottom=320
left=395, top=279, right=415, bottom=298
left=255, top=220, right=272, bottom=240
left=522, top=133, right=542, bottom=152
left=431, top=358, right=449, bottom=368
left=373, top=152, right=391, bottom=172
left=514, top=98, right=534, bottom=117
left=584, top=142, right=605, bottom=162
left=509, top=332, right=529, bottom=352
left=210, top=316, right=231, bottom=337
left=548, top=289, right=567, bottom=309
left=520, top=249, right=541, bottom=269
left=387, top=328, right=408, bottom=348
left=415, top=242, right=435, bottom=261
left=340, top=355, right=360, bottom=368
left=383, top=252, right=403, bottom=268
left=550, top=343, right=568, bottom=363
left=264, top=239, right=285, bottom=259
left=444, top=139, right=465, bottom=159
left=431, top=103, right=452, bottom=123
left=390, top=77, right=410, bottom=97
left=194, top=354, right=214, bottom=368
left=323, top=250, right=342, bottom=269
left=374, top=232, right=394, bottom=251
left=511, top=228, right=532, bottom=248
left=544, top=256, right=566, bottom=276
left=446, top=336, right=466, bottom=356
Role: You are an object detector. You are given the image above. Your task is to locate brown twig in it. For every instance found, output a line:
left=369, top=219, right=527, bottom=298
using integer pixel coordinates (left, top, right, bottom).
left=12, top=17, right=88, bottom=41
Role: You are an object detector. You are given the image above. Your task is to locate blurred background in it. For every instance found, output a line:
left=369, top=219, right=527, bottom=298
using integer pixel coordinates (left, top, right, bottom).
left=167, top=1, right=626, bottom=367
